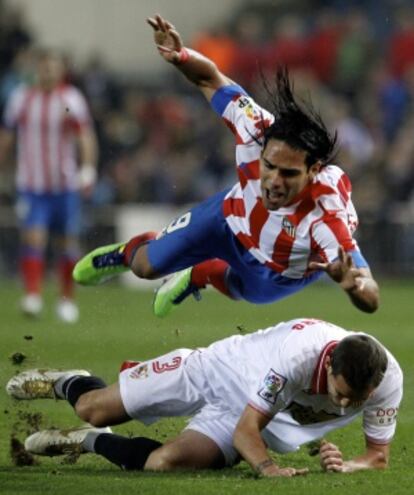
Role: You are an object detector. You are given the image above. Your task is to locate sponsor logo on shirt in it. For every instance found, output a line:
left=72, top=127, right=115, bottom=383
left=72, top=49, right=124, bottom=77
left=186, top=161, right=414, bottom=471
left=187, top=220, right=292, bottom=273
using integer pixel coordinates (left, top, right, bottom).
left=258, top=369, right=287, bottom=405
left=129, top=364, right=149, bottom=380
left=238, top=96, right=260, bottom=121
left=374, top=407, right=398, bottom=425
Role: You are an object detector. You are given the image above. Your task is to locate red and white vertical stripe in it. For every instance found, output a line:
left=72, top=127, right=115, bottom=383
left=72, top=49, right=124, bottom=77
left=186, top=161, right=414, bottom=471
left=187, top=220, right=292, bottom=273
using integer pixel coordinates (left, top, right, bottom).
left=3, top=83, right=92, bottom=193
left=216, top=89, right=361, bottom=279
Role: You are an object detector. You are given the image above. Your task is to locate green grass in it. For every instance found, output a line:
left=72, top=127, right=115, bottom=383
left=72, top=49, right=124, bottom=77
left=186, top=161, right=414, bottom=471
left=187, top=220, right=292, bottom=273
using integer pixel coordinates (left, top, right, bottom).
left=1, top=279, right=413, bottom=494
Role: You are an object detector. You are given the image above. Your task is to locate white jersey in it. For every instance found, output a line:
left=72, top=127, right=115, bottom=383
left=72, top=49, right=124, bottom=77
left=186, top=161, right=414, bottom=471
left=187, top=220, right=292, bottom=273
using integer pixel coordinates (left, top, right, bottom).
left=120, top=319, right=402, bottom=462
left=189, top=318, right=402, bottom=450
left=210, top=85, right=363, bottom=278
left=3, top=83, right=92, bottom=193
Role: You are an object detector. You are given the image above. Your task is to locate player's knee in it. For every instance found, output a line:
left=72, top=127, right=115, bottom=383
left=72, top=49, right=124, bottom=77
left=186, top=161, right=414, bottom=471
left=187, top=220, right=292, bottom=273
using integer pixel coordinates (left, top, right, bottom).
left=129, top=254, right=157, bottom=279
left=74, top=395, right=107, bottom=427
left=144, top=447, right=183, bottom=472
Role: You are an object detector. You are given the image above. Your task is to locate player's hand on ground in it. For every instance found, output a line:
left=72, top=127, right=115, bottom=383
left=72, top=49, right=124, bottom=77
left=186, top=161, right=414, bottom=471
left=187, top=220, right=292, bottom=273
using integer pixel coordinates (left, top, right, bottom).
left=147, top=14, right=183, bottom=64
left=261, top=464, right=309, bottom=477
left=308, top=246, right=363, bottom=290
left=319, top=440, right=346, bottom=473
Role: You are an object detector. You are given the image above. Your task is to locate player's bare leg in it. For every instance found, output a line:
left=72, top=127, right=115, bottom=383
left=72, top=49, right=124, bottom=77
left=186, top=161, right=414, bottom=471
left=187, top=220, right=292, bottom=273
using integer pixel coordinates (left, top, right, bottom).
left=145, top=430, right=226, bottom=471
left=74, top=382, right=130, bottom=426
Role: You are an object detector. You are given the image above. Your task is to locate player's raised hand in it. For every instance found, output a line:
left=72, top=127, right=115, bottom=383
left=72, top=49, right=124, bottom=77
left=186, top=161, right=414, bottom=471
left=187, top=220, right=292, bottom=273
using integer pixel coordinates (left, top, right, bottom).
left=147, top=14, right=183, bottom=64
left=308, top=246, right=364, bottom=291
left=319, top=440, right=345, bottom=473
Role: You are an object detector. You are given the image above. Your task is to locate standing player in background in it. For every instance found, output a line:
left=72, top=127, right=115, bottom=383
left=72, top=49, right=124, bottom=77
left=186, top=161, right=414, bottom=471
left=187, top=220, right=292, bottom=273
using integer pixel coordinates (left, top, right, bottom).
left=74, top=15, right=379, bottom=317
left=0, top=49, right=98, bottom=323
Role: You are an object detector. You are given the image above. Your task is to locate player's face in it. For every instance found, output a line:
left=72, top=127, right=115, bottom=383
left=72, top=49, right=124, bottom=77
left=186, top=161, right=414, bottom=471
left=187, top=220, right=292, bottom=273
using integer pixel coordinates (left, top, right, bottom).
left=260, top=139, right=320, bottom=210
left=325, top=362, right=374, bottom=408
left=36, top=55, right=65, bottom=89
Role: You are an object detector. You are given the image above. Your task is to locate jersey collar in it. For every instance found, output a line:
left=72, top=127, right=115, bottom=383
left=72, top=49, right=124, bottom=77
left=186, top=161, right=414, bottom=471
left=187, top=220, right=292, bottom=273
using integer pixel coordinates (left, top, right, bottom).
left=311, top=340, right=339, bottom=394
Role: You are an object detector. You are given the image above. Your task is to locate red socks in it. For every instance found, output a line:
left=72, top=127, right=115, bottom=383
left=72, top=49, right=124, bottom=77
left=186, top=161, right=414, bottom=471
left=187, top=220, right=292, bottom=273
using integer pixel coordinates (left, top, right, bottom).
left=20, top=256, right=44, bottom=295
left=58, top=257, right=76, bottom=299
left=191, top=259, right=232, bottom=297
left=123, top=232, right=157, bottom=266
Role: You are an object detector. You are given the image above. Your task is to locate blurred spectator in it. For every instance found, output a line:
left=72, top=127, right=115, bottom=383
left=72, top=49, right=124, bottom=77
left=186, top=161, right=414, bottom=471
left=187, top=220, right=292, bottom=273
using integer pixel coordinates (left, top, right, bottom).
left=307, top=9, right=343, bottom=84
left=0, top=5, right=32, bottom=73
left=388, top=7, right=414, bottom=78
left=264, top=15, right=307, bottom=75
left=191, top=27, right=237, bottom=75
left=334, top=9, right=374, bottom=96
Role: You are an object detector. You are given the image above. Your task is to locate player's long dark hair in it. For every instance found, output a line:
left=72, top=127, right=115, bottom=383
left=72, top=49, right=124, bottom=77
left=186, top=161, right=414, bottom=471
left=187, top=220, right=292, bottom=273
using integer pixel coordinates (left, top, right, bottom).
left=259, top=67, right=337, bottom=168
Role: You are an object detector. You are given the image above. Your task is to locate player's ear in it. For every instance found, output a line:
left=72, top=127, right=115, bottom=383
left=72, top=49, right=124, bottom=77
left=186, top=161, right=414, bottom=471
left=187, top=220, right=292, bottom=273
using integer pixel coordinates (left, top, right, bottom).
left=324, top=355, right=331, bottom=371
left=308, top=160, right=322, bottom=178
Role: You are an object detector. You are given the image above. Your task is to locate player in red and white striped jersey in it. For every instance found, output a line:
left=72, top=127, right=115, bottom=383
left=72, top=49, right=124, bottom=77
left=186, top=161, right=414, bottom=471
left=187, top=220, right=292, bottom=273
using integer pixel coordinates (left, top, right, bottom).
left=73, top=15, right=378, bottom=316
left=0, top=49, right=97, bottom=322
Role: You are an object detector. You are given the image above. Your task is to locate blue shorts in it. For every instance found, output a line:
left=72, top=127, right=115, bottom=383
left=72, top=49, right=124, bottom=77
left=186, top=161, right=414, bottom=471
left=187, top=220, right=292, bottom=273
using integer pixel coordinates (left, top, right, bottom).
left=16, top=191, right=81, bottom=236
left=147, top=190, right=323, bottom=304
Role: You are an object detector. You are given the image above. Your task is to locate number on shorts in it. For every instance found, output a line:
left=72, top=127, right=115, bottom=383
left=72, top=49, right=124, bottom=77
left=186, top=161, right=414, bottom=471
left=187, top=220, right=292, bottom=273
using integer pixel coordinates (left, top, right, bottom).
left=152, top=356, right=182, bottom=373
left=165, top=212, right=191, bottom=234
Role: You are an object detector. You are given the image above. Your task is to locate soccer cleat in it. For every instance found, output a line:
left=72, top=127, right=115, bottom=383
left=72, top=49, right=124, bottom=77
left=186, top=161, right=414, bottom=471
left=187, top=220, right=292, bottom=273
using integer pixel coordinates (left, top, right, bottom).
left=56, top=299, right=79, bottom=324
left=153, top=267, right=201, bottom=318
left=72, top=242, right=128, bottom=285
left=25, top=425, right=112, bottom=456
left=21, top=294, right=43, bottom=318
left=6, top=369, right=90, bottom=400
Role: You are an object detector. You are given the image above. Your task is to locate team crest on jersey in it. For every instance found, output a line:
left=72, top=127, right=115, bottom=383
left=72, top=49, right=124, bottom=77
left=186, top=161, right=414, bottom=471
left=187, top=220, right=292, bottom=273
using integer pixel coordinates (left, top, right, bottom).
left=258, top=369, right=287, bottom=405
left=129, top=364, right=149, bottom=380
left=282, top=217, right=296, bottom=238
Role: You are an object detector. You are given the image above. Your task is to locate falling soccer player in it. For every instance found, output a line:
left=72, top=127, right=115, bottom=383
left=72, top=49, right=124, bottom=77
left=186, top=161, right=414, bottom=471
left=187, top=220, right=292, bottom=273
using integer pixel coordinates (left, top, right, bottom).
left=73, top=15, right=379, bottom=317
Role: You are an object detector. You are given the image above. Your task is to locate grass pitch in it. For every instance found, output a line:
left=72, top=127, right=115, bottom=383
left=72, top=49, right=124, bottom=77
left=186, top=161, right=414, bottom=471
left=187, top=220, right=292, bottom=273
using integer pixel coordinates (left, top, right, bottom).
left=1, top=278, right=413, bottom=494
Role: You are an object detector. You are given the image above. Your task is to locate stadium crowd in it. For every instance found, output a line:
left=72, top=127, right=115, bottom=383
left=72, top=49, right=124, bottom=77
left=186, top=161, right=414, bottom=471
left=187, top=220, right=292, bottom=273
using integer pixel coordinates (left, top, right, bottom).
left=1, top=0, right=414, bottom=268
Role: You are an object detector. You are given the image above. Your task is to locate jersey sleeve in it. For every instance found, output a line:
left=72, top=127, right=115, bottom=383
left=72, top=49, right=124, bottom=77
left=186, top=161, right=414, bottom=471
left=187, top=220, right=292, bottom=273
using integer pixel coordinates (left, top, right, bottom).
left=63, top=87, right=92, bottom=132
left=310, top=168, right=368, bottom=268
left=210, top=84, right=274, bottom=145
left=362, top=361, right=403, bottom=445
left=2, top=85, right=26, bottom=130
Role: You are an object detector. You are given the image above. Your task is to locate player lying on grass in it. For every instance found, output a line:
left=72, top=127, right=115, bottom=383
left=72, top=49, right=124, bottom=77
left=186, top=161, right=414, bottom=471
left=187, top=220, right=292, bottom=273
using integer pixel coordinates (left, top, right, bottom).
left=72, top=15, right=379, bottom=318
left=7, top=318, right=402, bottom=477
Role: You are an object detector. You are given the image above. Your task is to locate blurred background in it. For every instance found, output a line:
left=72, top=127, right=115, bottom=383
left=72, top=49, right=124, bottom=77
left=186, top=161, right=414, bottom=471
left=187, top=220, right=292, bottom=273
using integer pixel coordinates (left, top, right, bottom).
left=1, top=0, right=414, bottom=280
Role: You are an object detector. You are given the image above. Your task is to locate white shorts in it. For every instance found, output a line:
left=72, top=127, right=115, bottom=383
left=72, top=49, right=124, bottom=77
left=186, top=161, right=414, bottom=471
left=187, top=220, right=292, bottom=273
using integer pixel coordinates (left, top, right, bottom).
left=119, top=348, right=242, bottom=466
left=119, top=348, right=204, bottom=422
left=185, top=404, right=241, bottom=466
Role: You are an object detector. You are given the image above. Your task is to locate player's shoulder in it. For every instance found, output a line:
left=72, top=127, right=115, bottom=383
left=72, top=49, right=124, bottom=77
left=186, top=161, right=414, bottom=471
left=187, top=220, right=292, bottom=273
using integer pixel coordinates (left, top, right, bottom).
left=7, top=83, right=30, bottom=101
left=58, top=84, right=87, bottom=102
left=317, top=164, right=351, bottom=188
left=273, top=318, right=349, bottom=352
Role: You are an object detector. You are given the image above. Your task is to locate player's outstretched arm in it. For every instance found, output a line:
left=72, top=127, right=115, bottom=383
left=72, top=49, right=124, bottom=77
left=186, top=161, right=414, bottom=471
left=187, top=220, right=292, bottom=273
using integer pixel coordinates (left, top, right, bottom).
left=319, top=439, right=389, bottom=473
left=147, top=14, right=232, bottom=101
left=309, top=246, right=379, bottom=313
left=233, top=405, right=308, bottom=478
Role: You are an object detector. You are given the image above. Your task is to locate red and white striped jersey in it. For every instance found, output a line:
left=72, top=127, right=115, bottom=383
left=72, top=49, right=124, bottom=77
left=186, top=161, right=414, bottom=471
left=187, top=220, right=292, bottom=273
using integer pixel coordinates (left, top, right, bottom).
left=211, top=85, right=363, bottom=279
left=3, top=83, right=93, bottom=193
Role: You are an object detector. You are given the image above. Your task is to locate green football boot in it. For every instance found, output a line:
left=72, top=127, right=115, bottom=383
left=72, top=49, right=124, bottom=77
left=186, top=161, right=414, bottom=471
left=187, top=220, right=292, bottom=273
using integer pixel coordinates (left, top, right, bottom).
left=73, top=242, right=129, bottom=285
left=153, top=267, right=201, bottom=318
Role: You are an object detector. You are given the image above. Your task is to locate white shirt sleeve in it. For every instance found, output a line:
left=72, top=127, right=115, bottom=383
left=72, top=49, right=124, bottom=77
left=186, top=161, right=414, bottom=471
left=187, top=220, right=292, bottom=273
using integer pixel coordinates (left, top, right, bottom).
left=362, top=359, right=403, bottom=444
left=2, top=85, right=27, bottom=130
left=210, top=84, right=274, bottom=145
